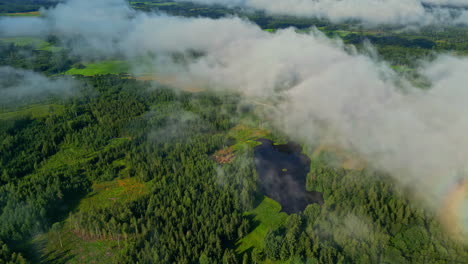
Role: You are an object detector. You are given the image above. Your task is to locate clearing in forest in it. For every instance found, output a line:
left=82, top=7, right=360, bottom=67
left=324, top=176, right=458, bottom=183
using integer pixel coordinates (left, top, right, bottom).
left=228, top=124, right=272, bottom=150
left=0, top=37, right=62, bottom=52
left=78, top=177, right=150, bottom=211
left=236, top=197, right=288, bottom=253
left=32, top=176, right=148, bottom=263
left=65, top=60, right=130, bottom=76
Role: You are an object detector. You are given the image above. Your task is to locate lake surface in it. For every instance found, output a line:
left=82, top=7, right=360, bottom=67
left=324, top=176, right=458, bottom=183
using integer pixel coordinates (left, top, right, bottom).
left=254, top=139, right=323, bottom=214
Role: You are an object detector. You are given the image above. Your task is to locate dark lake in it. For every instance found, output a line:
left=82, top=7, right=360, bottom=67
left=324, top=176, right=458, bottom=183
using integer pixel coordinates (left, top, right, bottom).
left=254, top=139, right=323, bottom=214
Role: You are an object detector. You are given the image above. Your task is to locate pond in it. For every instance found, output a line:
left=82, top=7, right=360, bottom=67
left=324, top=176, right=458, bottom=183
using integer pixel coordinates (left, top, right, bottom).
left=254, top=139, right=323, bottom=214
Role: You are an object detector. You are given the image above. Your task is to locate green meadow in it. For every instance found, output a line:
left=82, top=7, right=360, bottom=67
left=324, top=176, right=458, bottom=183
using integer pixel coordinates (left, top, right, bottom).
left=236, top=197, right=288, bottom=253
left=65, top=60, right=131, bottom=76
left=0, top=37, right=62, bottom=52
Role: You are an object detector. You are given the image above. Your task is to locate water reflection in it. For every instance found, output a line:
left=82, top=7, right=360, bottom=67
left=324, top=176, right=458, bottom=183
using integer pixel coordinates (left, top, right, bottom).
left=254, top=139, right=323, bottom=214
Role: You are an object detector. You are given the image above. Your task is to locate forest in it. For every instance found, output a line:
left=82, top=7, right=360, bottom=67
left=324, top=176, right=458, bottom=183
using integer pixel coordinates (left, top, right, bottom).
left=0, top=0, right=56, bottom=13
left=1, top=73, right=466, bottom=263
left=1, top=0, right=468, bottom=263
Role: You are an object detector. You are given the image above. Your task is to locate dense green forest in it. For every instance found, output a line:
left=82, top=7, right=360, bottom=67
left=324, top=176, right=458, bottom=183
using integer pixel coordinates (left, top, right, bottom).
left=0, top=73, right=467, bottom=263
left=1, top=1, right=468, bottom=264
left=0, top=0, right=57, bottom=13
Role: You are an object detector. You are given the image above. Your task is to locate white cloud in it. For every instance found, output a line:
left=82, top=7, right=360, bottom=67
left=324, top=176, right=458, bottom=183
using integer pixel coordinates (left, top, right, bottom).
left=0, top=66, right=77, bottom=101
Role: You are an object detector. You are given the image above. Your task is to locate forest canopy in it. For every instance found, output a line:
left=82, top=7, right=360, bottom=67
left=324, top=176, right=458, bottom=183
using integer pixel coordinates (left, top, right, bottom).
left=0, top=0, right=468, bottom=263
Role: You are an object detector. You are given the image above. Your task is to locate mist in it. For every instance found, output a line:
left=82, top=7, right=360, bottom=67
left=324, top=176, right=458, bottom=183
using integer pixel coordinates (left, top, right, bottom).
left=155, top=24, right=467, bottom=211
left=1, top=0, right=467, bottom=229
left=0, top=66, right=77, bottom=103
left=175, top=0, right=468, bottom=26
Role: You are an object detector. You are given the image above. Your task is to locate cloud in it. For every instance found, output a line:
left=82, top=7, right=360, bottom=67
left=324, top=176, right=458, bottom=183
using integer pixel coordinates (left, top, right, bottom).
left=0, top=66, right=77, bottom=102
left=43, top=0, right=134, bottom=56
left=424, top=0, right=468, bottom=6
left=127, top=19, right=468, bottom=212
left=0, top=17, right=49, bottom=37
left=174, top=0, right=468, bottom=26
left=0, top=0, right=134, bottom=57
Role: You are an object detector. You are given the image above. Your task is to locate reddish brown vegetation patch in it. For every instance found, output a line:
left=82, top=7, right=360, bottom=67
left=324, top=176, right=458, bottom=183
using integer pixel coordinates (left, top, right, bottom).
left=213, top=148, right=235, bottom=164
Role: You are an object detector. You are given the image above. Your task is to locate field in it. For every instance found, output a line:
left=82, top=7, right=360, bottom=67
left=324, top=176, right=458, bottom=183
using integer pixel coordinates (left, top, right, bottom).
left=28, top=137, right=131, bottom=184
left=78, top=178, right=149, bottom=212
left=228, top=123, right=273, bottom=150
left=26, top=137, right=143, bottom=263
left=236, top=197, right=288, bottom=253
left=65, top=60, right=130, bottom=76
left=0, top=104, right=65, bottom=120
left=31, top=176, right=148, bottom=264
left=0, top=37, right=62, bottom=52
left=32, top=222, right=118, bottom=264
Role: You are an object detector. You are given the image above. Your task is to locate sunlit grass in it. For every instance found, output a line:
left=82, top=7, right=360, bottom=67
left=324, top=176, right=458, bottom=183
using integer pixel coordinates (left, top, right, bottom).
left=78, top=178, right=149, bottom=212
left=236, top=197, right=288, bottom=253
left=0, top=36, right=62, bottom=52
left=38, top=138, right=131, bottom=172
left=65, top=60, right=130, bottom=76
left=228, top=124, right=272, bottom=150
left=32, top=220, right=118, bottom=264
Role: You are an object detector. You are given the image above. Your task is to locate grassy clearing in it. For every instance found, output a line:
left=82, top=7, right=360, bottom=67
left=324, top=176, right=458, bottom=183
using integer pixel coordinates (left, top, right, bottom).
left=39, top=145, right=94, bottom=171
left=0, top=104, right=65, bottom=120
left=32, top=220, right=118, bottom=264
left=228, top=124, right=272, bottom=150
left=39, top=138, right=131, bottom=173
left=236, top=197, right=288, bottom=253
left=78, top=178, right=149, bottom=212
left=34, top=177, right=149, bottom=263
left=27, top=138, right=136, bottom=263
left=36, top=43, right=63, bottom=52
left=0, top=36, right=62, bottom=52
left=65, top=60, right=130, bottom=76
left=0, top=11, right=40, bottom=16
